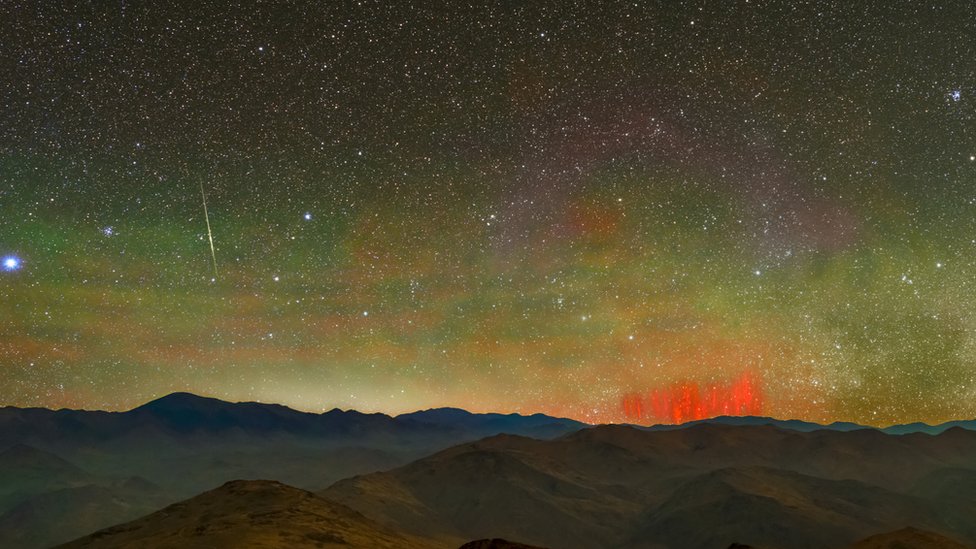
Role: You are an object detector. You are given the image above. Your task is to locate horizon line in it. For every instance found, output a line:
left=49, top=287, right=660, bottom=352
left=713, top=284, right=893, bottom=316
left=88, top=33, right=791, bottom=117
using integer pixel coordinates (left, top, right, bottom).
left=3, top=390, right=973, bottom=430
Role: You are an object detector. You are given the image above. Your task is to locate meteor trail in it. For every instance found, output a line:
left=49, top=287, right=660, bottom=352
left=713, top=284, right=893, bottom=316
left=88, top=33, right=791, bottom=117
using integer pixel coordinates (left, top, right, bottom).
left=200, top=181, right=218, bottom=280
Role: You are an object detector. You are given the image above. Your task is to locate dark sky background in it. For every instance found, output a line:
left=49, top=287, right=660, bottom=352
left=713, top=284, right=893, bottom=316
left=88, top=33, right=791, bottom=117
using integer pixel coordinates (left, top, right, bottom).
left=2, top=1, right=975, bottom=425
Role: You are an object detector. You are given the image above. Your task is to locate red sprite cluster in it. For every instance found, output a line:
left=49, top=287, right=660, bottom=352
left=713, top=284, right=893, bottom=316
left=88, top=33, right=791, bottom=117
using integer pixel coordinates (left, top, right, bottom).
left=621, top=371, right=764, bottom=424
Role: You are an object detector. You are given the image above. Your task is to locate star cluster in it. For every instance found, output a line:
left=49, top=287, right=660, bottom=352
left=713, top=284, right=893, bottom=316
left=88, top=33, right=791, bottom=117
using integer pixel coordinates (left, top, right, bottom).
left=1, top=1, right=975, bottom=425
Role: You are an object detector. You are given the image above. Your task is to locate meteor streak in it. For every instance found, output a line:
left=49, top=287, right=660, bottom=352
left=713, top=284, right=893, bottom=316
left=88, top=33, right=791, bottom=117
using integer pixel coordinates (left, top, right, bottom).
left=200, top=182, right=218, bottom=280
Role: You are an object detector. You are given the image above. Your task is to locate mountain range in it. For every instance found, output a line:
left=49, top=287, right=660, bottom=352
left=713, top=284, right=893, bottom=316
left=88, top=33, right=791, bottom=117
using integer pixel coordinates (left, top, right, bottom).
left=3, top=393, right=976, bottom=548
left=0, top=393, right=584, bottom=548
left=321, top=423, right=976, bottom=548
left=647, top=414, right=976, bottom=435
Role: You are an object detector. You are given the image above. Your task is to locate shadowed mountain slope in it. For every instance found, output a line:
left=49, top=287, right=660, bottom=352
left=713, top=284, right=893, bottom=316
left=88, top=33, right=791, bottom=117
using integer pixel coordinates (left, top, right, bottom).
left=0, top=481, right=168, bottom=549
left=624, top=467, right=946, bottom=549
left=323, top=424, right=976, bottom=549
left=0, top=444, right=91, bottom=512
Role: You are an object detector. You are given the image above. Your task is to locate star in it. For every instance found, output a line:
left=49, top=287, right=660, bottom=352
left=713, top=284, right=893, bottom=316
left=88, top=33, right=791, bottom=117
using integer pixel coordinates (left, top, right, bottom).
left=303, top=212, right=312, bottom=221
left=950, top=89, right=962, bottom=102
left=2, top=256, right=22, bottom=271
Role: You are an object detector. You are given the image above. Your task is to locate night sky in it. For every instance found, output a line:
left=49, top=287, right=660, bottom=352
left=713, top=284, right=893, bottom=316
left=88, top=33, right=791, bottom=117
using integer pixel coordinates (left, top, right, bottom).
left=2, top=1, right=975, bottom=426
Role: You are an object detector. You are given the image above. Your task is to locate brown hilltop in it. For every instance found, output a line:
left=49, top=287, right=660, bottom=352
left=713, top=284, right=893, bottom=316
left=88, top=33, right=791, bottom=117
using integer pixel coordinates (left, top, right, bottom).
left=57, top=479, right=445, bottom=549
left=844, top=527, right=969, bottom=549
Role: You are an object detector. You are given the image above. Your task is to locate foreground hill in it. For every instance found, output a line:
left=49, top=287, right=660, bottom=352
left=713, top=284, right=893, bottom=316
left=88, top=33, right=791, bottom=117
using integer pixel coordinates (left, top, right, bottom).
left=323, top=423, right=976, bottom=549
left=57, top=480, right=445, bottom=549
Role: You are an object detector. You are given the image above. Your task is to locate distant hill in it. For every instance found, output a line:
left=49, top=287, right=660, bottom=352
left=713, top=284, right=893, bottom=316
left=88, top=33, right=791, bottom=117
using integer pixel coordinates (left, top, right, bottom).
left=881, top=419, right=976, bottom=435
left=0, top=392, right=587, bottom=446
left=56, top=480, right=445, bottom=549
left=398, top=407, right=585, bottom=440
left=0, top=481, right=168, bottom=549
left=641, top=414, right=976, bottom=435
left=641, top=415, right=871, bottom=433
left=624, top=466, right=944, bottom=549
left=0, top=444, right=94, bottom=514
left=0, top=442, right=173, bottom=547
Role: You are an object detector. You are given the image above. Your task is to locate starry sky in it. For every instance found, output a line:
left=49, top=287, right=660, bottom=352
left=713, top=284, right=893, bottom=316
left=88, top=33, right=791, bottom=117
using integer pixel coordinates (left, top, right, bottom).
left=2, top=1, right=975, bottom=426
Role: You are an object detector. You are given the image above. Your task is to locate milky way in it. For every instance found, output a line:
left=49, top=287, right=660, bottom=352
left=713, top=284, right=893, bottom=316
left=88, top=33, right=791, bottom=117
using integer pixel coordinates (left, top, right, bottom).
left=1, top=1, right=975, bottom=425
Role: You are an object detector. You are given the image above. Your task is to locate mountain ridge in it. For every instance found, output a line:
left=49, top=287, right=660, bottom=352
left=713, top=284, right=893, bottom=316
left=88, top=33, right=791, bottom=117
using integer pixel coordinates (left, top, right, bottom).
left=6, top=392, right=974, bottom=435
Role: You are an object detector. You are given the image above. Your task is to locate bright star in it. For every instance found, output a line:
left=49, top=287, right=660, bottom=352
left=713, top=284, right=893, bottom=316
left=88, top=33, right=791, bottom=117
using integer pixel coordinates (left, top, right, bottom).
left=303, top=212, right=312, bottom=221
left=2, top=256, right=22, bottom=271
left=951, top=89, right=962, bottom=102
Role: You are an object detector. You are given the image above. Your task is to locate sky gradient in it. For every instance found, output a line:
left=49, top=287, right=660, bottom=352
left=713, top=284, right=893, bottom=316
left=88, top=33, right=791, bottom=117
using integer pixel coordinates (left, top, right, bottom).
left=2, top=1, right=976, bottom=425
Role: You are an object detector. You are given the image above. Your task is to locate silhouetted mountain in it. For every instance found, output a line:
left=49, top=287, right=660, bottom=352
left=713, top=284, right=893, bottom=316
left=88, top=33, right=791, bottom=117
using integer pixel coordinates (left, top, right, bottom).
left=57, top=480, right=442, bottom=548
left=323, top=423, right=976, bottom=549
left=638, top=414, right=976, bottom=435
left=642, top=415, right=871, bottom=433
left=129, top=392, right=418, bottom=437
left=881, top=419, right=976, bottom=435
left=1, top=393, right=585, bottom=447
left=399, top=407, right=586, bottom=439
